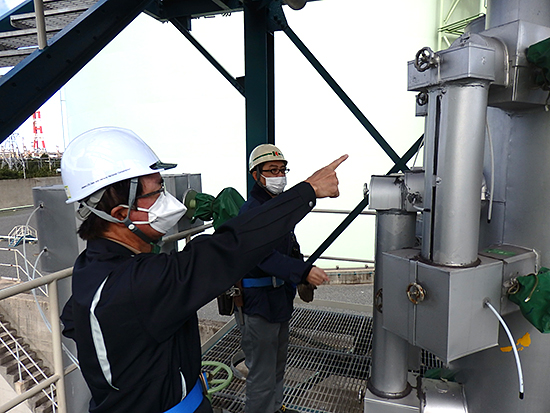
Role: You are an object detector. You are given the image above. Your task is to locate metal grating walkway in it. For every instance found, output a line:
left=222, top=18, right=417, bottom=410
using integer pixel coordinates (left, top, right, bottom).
left=202, top=307, right=444, bottom=413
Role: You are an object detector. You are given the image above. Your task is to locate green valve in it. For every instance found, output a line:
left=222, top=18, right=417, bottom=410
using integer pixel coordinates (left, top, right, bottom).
left=527, top=37, right=550, bottom=90
left=190, top=187, right=245, bottom=230
left=483, top=248, right=517, bottom=257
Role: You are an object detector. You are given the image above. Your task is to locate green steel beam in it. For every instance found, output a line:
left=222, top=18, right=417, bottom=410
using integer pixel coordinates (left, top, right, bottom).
left=170, top=17, right=245, bottom=97
left=0, top=0, right=153, bottom=143
left=387, top=135, right=424, bottom=174
left=244, top=0, right=275, bottom=193
left=265, top=3, right=405, bottom=170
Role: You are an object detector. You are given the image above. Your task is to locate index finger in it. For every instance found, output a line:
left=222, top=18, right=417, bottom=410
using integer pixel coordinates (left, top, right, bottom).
left=327, top=154, right=349, bottom=170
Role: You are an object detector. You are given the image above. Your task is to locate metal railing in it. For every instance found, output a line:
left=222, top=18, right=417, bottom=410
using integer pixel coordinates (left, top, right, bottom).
left=0, top=319, right=55, bottom=409
left=0, top=246, right=45, bottom=289
left=0, top=224, right=216, bottom=413
left=0, top=267, right=72, bottom=413
left=33, top=0, right=47, bottom=49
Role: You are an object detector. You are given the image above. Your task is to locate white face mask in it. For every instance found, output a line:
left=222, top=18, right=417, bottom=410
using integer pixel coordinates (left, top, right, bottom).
left=129, top=191, right=187, bottom=234
left=262, top=175, right=287, bottom=195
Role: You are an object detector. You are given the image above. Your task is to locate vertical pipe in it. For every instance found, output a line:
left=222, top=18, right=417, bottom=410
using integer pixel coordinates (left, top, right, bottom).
left=368, top=210, right=416, bottom=398
left=244, top=2, right=275, bottom=193
left=49, top=279, right=67, bottom=413
left=33, top=0, right=47, bottom=49
left=421, top=81, right=490, bottom=266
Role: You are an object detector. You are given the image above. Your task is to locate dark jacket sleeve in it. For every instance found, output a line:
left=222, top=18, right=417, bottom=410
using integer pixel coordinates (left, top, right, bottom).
left=256, top=250, right=312, bottom=285
left=133, top=182, right=316, bottom=341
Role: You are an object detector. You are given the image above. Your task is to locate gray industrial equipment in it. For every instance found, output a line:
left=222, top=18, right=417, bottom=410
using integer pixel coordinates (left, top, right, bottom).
left=32, top=173, right=203, bottom=270
left=32, top=185, right=90, bottom=413
left=33, top=185, right=84, bottom=273
left=367, top=0, right=550, bottom=411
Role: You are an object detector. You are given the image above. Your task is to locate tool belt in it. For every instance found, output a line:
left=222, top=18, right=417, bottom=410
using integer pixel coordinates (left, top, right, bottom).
left=216, top=281, right=243, bottom=316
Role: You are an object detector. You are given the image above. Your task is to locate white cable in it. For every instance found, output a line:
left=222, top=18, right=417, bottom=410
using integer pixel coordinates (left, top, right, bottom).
left=21, top=205, right=41, bottom=281
left=486, top=120, right=495, bottom=223
left=412, top=136, right=425, bottom=169
left=484, top=300, right=524, bottom=399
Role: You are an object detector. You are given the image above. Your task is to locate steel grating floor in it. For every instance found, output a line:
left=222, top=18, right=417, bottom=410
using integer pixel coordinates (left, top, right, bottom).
left=202, top=307, right=442, bottom=413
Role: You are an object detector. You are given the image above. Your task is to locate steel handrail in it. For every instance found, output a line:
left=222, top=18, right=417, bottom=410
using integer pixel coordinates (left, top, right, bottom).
left=0, top=246, right=47, bottom=295
left=33, top=0, right=47, bottom=49
left=0, top=321, right=52, bottom=398
left=0, top=267, right=71, bottom=413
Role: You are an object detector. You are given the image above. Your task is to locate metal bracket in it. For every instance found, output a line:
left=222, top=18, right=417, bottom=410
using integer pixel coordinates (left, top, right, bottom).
left=267, top=0, right=287, bottom=32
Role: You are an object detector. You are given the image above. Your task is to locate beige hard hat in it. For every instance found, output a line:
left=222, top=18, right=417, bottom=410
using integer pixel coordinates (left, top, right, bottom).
left=248, top=144, right=286, bottom=172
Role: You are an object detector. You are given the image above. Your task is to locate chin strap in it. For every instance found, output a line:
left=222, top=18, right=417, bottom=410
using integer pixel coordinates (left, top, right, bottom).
left=121, top=178, right=156, bottom=244
left=78, top=177, right=160, bottom=247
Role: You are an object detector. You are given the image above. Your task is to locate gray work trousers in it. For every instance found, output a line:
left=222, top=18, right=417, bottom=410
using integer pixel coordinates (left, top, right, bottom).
left=237, top=314, right=290, bottom=413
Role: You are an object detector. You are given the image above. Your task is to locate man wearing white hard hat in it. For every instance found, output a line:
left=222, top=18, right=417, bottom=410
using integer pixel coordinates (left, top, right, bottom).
left=59, top=126, right=347, bottom=413
left=237, top=144, right=330, bottom=413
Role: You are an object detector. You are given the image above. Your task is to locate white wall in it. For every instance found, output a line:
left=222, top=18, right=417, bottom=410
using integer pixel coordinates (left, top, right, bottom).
left=62, top=0, right=439, bottom=266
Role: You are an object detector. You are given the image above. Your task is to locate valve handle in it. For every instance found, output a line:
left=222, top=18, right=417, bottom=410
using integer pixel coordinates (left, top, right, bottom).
left=201, top=360, right=234, bottom=398
left=414, top=47, right=438, bottom=72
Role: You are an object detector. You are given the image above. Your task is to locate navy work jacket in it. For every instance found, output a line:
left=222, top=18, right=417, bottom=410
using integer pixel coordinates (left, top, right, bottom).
left=60, top=182, right=316, bottom=413
left=239, top=183, right=313, bottom=323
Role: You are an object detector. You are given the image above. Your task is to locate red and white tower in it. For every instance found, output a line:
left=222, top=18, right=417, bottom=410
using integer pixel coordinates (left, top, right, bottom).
left=32, top=111, right=46, bottom=152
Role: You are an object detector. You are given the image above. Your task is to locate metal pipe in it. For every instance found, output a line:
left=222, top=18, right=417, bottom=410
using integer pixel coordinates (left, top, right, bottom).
left=0, top=267, right=72, bottom=300
left=33, top=0, right=47, bottom=49
left=305, top=196, right=370, bottom=265
left=0, top=205, right=34, bottom=212
left=303, top=255, right=374, bottom=264
left=161, top=223, right=212, bottom=243
left=0, top=374, right=60, bottom=413
left=49, top=278, right=68, bottom=413
left=311, top=208, right=375, bottom=216
left=368, top=210, right=416, bottom=398
left=421, top=80, right=490, bottom=266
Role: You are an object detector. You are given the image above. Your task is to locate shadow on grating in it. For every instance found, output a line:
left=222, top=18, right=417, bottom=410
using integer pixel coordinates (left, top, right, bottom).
left=202, top=307, right=442, bottom=413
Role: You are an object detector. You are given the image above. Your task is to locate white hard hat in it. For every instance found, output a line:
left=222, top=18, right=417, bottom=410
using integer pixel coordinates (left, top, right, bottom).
left=248, top=144, right=286, bottom=172
left=61, top=127, right=175, bottom=203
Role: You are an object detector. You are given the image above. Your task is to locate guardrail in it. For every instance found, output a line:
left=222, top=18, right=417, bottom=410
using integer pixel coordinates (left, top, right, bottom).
left=0, top=247, right=47, bottom=295
left=0, top=267, right=72, bottom=413
left=0, top=318, right=54, bottom=409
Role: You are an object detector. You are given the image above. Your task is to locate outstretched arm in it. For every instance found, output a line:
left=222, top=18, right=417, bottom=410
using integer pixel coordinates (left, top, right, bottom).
left=305, top=154, right=348, bottom=198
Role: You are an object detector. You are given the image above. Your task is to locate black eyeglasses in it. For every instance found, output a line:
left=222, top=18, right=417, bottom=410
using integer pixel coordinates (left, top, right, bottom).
left=261, top=168, right=290, bottom=176
left=136, top=181, right=165, bottom=199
